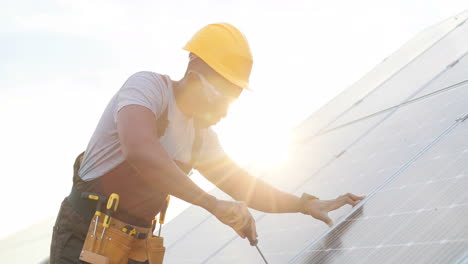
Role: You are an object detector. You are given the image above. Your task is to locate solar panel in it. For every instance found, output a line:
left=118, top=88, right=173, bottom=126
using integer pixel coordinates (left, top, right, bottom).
left=292, top=119, right=468, bottom=264
left=163, top=10, right=468, bottom=264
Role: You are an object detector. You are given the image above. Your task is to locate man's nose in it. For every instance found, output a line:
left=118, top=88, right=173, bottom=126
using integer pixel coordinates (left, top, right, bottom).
left=220, top=106, right=228, bottom=118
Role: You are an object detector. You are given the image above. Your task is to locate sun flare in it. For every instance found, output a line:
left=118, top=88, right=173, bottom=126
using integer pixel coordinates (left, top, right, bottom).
left=215, top=93, right=293, bottom=169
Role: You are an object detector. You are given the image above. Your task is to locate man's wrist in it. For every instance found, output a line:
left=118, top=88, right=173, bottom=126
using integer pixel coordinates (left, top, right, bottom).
left=298, top=193, right=319, bottom=213
left=199, top=194, right=218, bottom=213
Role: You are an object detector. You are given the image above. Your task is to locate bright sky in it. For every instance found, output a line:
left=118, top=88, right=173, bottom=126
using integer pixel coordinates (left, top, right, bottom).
left=1, top=0, right=466, bottom=240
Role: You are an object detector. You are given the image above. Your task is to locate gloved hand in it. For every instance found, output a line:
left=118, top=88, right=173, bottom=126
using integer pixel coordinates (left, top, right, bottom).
left=300, top=193, right=365, bottom=227
left=209, top=200, right=258, bottom=245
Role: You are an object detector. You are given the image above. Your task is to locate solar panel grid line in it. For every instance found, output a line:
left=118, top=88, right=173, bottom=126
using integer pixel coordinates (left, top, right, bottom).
left=343, top=200, right=468, bottom=223
left=289, top=117, right=464, bottom=263
left=318, top=78, right=468, bottom=137
left=344, top=201, right=468, bottom=223
left=295, top=11, right=468, bottom=140
left=299, top=239, right=468, bottom=253
left=456, top=17, right=467, bottom=28
left=456, top=112, right=468, bottom=122
left=377, top=174, right=466, bottom=194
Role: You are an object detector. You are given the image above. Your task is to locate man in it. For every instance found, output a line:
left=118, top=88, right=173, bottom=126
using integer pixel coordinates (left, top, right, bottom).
left=50, top=23, right=364, bottom=263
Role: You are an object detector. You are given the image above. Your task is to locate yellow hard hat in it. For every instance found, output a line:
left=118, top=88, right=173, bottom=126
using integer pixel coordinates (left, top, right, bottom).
left=183, top=23, right=253, bottom=90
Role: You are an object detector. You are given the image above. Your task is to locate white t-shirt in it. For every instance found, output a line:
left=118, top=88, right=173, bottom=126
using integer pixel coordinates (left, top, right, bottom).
left=78, top=71, right=225, bottom=181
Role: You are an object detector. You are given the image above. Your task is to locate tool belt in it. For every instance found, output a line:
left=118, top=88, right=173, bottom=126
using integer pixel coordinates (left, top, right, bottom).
left=67, top=187, right=165, bottom=264
left=80, top=213, right=165, bottom=264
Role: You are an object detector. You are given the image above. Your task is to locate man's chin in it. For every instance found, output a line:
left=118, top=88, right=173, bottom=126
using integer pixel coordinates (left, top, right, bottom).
left=194, top=118, right=218, bottom=128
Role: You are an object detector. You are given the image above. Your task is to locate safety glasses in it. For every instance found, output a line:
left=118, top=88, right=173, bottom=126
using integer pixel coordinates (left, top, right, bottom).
left=190, top=71, right=237, bottom=104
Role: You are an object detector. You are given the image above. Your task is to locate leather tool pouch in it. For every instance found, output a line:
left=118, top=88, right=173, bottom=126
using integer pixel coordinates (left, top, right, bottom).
left=80, top=215, right=134, bottom=264
left=79, top=214, right=166, bottom=264
left=146, top=235, right=165, bottom=264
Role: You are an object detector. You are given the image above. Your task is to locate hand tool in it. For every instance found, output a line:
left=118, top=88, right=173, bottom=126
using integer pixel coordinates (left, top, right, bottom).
left=122, top=224, right=148, bottom=239
left=101, top=193, right=119, bottom=239
left=254, top=244, right=268, bottom=264
left=122, top=224, right=137, bottom=236
left=158, top=195, right=170, bottom=237
left=81, top=192, right=108, bottom=237
left=152, top=216, right=158, bottom=234
left=244, top=221, right=268, bottom=264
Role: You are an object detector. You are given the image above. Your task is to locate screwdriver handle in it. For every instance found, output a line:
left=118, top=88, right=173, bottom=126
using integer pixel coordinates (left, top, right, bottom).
left=81, top=192, right=108, bottom=216
left=103, top=193, right=119, bottom=228
left=243, top=223, right=258, bottom=246
left=107, top=193, right=119, bottom=212
left=159, top=196, right=170, bottom=225
left=152, top=216, right=158, bottom=233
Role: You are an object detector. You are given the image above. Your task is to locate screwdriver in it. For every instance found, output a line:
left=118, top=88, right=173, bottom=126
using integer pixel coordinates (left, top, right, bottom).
left=254, top=244, right=268, bottom=264
left=244, top=221, right=268, bottom=264
left=158, top=195, right=170, bottom=237
left=81, top=192, right=107, bottom=237
left=101, top=193, right=119, bottom=239
left=152, top=216, right=158, bottom=234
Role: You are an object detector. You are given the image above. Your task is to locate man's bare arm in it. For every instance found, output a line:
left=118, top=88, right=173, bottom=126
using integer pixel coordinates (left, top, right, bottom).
left=198, top=156, right=365, bottom=226
left=117, top=105, right=218, bottom=211
left=197, top=156, right=301, bottom=213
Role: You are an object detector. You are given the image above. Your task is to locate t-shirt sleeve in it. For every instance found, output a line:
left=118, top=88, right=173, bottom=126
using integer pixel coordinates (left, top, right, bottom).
left=195, top=128, right=227, bottom=167
left=113, top=71, right=168, bottom=122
